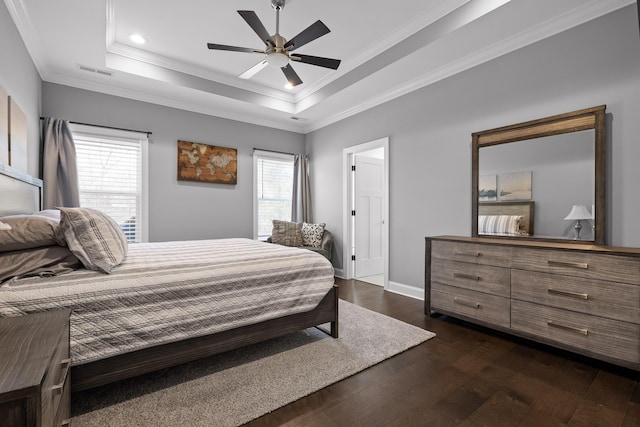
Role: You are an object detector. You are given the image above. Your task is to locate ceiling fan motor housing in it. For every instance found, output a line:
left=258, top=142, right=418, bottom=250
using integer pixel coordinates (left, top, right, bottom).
left=271, top=0, right=285, bottom=10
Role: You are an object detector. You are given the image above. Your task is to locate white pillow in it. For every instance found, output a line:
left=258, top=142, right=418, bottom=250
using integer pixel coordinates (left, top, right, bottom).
left=301, top=222, right=326, bottom=247
left=478, top=215, right=523, bottom=235
left=58, top=207, right=128, bottom=273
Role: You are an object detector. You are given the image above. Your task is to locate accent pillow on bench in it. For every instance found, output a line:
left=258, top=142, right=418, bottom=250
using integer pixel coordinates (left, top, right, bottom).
left=271, top=220, right=303, bottom=247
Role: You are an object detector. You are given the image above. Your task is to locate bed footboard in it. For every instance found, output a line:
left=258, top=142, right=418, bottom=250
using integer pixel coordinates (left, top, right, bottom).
left=71, top=284, right=339, bottom=391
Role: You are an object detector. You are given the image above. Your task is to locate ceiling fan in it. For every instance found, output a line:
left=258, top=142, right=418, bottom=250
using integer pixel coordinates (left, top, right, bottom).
left=207, top=0, right=341, bottom=87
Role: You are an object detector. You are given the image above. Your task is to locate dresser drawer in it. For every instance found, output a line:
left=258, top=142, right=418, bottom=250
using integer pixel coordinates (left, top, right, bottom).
left=41, top=319, right=70, bottom=427
left=432, top=258, right=510, bottom=297
left=511, top=247, right=640, bottom=285
left=511, top=300, right=640, bottom=365
left=432, top=240, right=511, bottom=267
left=512, top=269, right=640, bottom=324
left=431, top=283, right=510, bottom=328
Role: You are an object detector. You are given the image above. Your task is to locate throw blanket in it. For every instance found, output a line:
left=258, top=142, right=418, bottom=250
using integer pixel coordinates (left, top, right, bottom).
left=0, top=239, right=335, bottom=365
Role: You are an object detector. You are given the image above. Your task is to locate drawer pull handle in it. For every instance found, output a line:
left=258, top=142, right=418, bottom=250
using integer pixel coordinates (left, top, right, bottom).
left=455, top=251, right=480, bottom=257
left=453, top=272, right=480, bottom=281
left=547, top=260, right=589, bottom=270
left=547, top=320, right=588, bottom=336
left=547, top=288, right=589, bottom=300
left=454, top=298, right=480, bottom=309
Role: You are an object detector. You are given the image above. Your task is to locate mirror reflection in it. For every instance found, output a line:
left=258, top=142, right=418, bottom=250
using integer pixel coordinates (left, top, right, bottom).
left=478, top=130, right=595, bottom=240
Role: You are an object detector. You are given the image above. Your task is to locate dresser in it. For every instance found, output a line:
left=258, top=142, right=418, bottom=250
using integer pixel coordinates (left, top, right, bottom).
left=0, top=310, right=72, bottom=427
left=425, top=236, right=640, bottom=370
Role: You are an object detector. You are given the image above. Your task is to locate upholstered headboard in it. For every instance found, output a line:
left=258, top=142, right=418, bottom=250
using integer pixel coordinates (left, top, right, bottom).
left=0, top=163, right=42, bottom=216
left=478, top=201, right=535, bottom=236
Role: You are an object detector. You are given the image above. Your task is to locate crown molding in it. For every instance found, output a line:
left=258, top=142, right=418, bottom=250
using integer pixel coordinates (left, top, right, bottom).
left=4, top=0, right=49, bottom=78
left=302, top=0, right=635, bottom=133
left=43, top=71, right=305, bottom=133
left=7, top=0, right=634, bottom=135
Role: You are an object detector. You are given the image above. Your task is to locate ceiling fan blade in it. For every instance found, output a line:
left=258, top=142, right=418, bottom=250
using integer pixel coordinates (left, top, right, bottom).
left=238, top=60, right=268, bottom=80
left=281, top=64, right=303, bottom=87
left=238, top=10, right=275, bottom=47
left=207, top=43, right=262, bottom=53
left=284, top=20, right=330, bottom=51
left=292, top=54, right=341, bottom=70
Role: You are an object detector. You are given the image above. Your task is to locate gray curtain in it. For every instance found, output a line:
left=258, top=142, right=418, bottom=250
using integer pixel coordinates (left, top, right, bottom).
left=41, top=118, right=80, bottom=209
left=292, top=154, right=312, bottom=223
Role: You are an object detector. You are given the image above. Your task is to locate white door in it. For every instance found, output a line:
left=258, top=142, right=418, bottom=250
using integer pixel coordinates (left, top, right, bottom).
left=354, top=155, right=385, bottom=278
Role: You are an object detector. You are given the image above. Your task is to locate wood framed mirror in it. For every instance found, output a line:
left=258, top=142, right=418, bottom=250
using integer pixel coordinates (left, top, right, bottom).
left=472, top=105, right=606, bottom=245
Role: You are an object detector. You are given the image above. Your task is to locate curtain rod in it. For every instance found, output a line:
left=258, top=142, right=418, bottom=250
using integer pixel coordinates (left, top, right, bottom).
left=40, top=117, right=152, bottom=136
left=253, top=147, right=296, bottom=156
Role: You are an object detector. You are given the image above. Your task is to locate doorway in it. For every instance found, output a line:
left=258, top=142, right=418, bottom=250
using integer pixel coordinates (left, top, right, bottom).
left=342, top=137, right=389, bottom=289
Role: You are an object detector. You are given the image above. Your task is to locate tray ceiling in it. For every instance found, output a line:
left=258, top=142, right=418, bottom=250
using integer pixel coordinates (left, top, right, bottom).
left=5, top=0, right=634, bottom=132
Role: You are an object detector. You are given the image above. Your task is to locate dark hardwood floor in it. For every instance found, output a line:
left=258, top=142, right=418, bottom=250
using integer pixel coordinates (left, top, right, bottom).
left=244, top=278, right=640, bottom=427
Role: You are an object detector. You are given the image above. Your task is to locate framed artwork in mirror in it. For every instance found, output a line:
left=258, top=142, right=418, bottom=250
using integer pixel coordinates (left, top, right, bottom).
left=479, top=174, right=497, bottom=201
left=498, top=171, right=531, bottom=201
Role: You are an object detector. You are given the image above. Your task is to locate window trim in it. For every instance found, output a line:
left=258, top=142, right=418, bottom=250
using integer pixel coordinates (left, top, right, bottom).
left=70, top=123, right=149, bottom=242
left=253, top=150, right=294, bottom=240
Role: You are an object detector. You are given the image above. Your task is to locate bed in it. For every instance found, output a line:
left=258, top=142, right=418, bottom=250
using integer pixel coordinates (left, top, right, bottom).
left=0, top=166, right=338, bottom=391
left=478, top=201, right=535, bottom=236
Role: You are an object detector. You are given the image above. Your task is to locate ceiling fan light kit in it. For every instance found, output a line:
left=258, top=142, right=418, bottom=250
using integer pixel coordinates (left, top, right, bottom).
left=207, top=0, right=341, bottom=87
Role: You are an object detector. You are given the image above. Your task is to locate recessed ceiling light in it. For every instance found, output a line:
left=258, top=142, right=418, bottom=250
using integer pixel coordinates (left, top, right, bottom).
left=284, top=83, right=294, bottom=90
left=130, top=34, right=147, bottom=45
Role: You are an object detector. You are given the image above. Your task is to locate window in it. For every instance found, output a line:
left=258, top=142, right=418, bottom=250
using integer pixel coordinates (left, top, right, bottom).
left=253, top=150, right=294, bottom=240
left=70, top=124, right=148, bottom=243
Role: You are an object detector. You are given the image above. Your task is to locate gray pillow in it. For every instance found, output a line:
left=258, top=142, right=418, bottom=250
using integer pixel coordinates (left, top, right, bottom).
left=58, top=207, right=128, bottom=273
left=0, top=246, right=81, bottom=283
left=271, top=220, right=303, bottom=247
left=0, top=212, right=65, bottom=252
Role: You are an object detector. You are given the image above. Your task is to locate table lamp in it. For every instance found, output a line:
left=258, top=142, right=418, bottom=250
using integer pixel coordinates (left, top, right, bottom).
left=564, top=204, right=592, bottom=240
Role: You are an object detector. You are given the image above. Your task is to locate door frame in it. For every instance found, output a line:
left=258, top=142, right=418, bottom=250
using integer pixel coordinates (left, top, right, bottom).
left=342, top=137, right=389, bottom=289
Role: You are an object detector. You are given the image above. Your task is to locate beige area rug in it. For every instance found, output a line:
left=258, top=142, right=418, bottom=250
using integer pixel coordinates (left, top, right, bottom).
left=71, top=300, right=435, bottom=427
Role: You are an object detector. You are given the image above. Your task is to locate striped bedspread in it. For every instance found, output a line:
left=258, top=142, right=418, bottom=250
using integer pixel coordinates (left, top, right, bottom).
left=0, top=238, right=335, bottom=366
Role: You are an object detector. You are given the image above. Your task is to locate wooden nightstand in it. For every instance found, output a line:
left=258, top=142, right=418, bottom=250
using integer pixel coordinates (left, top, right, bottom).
left=0, top=310, right=72, bottom=427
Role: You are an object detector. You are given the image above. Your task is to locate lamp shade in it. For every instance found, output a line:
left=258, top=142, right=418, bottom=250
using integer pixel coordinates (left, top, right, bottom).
left=564, top=204, right=592, bottom=220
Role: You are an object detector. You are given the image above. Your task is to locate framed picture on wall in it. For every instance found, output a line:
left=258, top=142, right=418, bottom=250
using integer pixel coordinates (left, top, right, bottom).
left=0, top=85, right=8, bottom=165
left=8, top=96, right=28, bottom=172
left=177, top=140, right=237, bottom=184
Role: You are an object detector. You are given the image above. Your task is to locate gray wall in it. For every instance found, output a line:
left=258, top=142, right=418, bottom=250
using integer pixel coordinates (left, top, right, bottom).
left=0, top=1, right=42, bottom=177
left=42, top=83, right=305, bottom=242
left=306, top=6, right=640, bottom=290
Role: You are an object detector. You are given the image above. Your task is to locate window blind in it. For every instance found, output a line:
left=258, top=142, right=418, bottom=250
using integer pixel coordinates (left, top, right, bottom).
left=254, top=152, right=294, bottom=239
left=71, top=125, right=148, bottom=243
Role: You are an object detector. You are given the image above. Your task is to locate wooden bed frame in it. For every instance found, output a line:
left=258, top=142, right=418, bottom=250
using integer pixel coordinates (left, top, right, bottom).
left=478, top=201, right=535, bottom=236
left=0, top=165, right=339, bottom=392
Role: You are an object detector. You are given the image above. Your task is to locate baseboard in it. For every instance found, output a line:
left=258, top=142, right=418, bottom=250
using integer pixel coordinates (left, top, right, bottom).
left=387, top=281, right=424, bottom=301
left=333, top=274, right=423, bottom=300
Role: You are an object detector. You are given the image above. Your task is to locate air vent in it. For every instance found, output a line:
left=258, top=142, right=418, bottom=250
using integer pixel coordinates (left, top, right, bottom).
left=77, top=64, right=114, bottom=77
